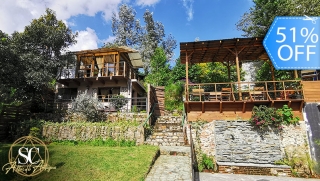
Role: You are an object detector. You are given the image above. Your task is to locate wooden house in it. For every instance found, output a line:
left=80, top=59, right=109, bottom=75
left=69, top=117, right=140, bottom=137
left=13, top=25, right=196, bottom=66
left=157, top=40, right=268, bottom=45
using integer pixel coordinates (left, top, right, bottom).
left=55, top=46, right=146, bottom=112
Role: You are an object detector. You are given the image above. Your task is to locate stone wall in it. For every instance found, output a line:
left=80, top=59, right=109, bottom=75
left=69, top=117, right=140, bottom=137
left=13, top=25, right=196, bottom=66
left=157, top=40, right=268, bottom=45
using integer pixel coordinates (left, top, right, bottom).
left=187, top=120, right=309, bottom=164
left=42, top=124, right=144, bottom=145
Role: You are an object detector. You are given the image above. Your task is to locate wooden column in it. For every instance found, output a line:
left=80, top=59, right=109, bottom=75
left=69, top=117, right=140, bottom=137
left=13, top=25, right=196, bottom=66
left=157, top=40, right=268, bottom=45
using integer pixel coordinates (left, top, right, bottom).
left=267, top=60, right=276, bottom=94
left=227, top=46, right=245, bottom=100
left=294, top=70, right=298, bottom=79
left=186, top=52, right=189, bottom=102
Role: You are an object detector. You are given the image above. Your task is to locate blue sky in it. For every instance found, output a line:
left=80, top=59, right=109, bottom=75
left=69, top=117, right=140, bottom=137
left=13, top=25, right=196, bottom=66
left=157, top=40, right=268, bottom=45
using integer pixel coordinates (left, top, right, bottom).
left=0, top=0, right=254, bottom=61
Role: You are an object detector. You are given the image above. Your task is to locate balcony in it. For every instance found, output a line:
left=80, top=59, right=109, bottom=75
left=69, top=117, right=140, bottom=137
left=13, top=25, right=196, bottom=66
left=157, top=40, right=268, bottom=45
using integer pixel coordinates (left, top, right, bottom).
left=57, top=61, right=140, bottom=85
left=185, top=80, right=305, bottom=121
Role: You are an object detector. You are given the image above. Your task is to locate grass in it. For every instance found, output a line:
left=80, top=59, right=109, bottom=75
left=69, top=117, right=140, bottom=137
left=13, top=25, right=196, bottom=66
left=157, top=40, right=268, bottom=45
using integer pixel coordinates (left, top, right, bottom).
left=0, top=143, right=159, bottom=181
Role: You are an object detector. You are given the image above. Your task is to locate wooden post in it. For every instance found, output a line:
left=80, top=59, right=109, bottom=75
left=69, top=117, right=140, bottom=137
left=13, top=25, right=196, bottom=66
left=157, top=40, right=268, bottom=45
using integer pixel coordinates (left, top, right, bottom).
left=268, top=60, right=277, bottom=96
left=235, top=50, right=242, bottom=100
left=186, top=52, right=189, bottom=102
left=294, top=70, right=298, bottom=79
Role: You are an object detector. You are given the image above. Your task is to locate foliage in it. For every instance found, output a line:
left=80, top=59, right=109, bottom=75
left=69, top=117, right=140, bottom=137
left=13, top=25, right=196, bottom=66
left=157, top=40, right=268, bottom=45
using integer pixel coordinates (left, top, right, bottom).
left=0, top=9, right=77, bottom=107
left=50, top=138, right=136, bottom=147
left=198, top=153, right=215, bottom=172
left=164, top=82, right=184, bottom=112
left=110, top=94, right=128, bottom=110
left=111, top=4, right=176, bottom=73
left=249, top=105, right=299, bottom=130
left=9, top=119, right=45, bottom=140
left=255, top=61, right=295, bottom=81
left=236, top=0, right=320, bottom=37
left=144, top=47, right=171, bottom=86
left=67, top=91, right=106, bottom=122
left=275, top=146, right=316, bottom=177
left=169, top=58, right=203, bottom=83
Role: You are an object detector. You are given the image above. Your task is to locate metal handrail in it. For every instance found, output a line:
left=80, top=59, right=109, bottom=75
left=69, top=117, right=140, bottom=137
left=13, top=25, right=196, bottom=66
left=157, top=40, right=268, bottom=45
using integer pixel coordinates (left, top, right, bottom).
left=189, top=125, right=197, bottom=181
left=182, top=105, right=186, bottom=126
left=143, top=103, right=157, bottom=127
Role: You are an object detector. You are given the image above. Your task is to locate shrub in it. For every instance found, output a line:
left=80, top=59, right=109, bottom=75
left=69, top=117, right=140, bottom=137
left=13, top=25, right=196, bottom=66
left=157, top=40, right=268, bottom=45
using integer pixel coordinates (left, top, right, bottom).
left=250, top=105, right=299, bottom=130
left=9, top=119, right=45, bottom=140
left=110, top=95, right=128, bottom=110
left=164, top=82, right=184, bottom=113
left=198, top=153, right=215, bottom=172
left=67, top=91, right=106, bottom=122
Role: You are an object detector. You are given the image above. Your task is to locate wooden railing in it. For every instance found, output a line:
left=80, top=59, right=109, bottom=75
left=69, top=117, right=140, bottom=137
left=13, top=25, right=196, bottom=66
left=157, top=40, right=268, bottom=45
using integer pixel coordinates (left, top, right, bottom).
left=186, top=80, right=303, bottom=102
left=59, top=61, right=139, bottom=80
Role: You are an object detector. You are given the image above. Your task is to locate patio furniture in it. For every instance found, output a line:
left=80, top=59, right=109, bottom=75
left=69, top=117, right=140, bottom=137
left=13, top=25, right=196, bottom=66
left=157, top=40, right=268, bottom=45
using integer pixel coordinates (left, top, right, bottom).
left=250, top=87, right=265, bottom=100
left=301, top=70, right=318, bottom=81
left=221, top=88, right=231, bottom=101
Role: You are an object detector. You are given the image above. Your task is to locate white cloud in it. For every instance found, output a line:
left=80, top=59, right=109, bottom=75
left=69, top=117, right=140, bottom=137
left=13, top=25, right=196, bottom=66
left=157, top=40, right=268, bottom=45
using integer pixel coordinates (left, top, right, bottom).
left=68, top=28, right=99, bottom=51
left=101, top=36, right=116, bottom=44
left=0, top=0, right=123, bottom=34
left=135, top=0, right=160, bottom=6
left=181, top=0, right=194, bottom=21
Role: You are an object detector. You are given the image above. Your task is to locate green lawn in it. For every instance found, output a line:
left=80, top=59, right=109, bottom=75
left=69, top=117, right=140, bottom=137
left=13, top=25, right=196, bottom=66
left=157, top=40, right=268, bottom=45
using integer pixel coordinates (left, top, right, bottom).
left=0, top=144, right=159, bottom=181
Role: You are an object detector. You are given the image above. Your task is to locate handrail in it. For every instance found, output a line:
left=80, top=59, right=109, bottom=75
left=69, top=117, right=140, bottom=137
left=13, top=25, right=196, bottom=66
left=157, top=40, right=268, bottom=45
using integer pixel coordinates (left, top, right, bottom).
left=182, top=105, right=186, bottom=126
left=189, top=125, right=197, bottom=181
left=143, top=103, right=157, bottom=127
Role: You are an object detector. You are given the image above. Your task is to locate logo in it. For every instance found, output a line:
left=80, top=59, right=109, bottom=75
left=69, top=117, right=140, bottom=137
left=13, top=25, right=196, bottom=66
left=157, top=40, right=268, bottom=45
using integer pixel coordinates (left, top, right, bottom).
left=263, top=16, right=320, bottom=70
left=2, top=136, right=56, bottom=177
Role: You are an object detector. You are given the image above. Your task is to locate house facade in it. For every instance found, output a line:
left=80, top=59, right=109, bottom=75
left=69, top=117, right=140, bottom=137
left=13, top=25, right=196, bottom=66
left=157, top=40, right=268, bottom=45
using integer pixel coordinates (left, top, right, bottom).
left=55, top=46, right=146, bottom=112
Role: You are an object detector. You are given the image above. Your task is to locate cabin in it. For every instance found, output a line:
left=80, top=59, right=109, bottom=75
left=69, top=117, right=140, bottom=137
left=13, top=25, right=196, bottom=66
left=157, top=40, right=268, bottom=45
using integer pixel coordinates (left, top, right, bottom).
left=55, top=46, right=146, bottom=112
left=180, top=37, right=320, bottom=121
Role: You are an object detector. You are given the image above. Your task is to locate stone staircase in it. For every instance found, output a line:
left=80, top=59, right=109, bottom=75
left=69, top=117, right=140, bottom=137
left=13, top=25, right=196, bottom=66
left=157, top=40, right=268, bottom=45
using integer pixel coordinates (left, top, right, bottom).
left=145, top=116, right=187, bottom=146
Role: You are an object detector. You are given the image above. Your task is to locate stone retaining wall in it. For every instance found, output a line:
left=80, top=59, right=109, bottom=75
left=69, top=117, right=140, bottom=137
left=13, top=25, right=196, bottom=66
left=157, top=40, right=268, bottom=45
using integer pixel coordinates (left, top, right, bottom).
left=187, top=121, right=309, bottom=164
left=42, top=124, right=144, bottom=145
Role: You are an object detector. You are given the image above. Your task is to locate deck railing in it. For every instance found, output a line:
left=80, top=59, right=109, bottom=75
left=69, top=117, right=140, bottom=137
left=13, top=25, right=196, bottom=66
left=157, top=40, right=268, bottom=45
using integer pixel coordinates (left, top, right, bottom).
left=55, top=97, right=147, bottom=113
left=58, top=61, right=139, bottom=80
left=186, top=80, right=303, bottom=102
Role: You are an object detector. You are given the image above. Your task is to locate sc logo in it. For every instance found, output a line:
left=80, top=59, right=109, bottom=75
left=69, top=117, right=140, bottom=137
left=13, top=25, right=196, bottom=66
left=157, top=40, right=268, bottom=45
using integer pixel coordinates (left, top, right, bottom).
left=17, top=147, right=40, bottom=165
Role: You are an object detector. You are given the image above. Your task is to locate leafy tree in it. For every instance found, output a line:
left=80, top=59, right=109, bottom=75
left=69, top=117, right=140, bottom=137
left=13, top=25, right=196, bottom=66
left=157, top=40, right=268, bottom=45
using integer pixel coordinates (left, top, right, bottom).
left=236, top=0, right=320, bottom=37
left=236, top=0, right=320, bottom=80
left=111, top=4, right=142, bottom=47
left=169, top=58, right=202, bottom=83
left=145, top=47, right=171, bottom=86
left=111, top=4, right=176, bottom=74
left=0, top=9, right=77, bottom=108
left=255, top=61, right=294, bottom=81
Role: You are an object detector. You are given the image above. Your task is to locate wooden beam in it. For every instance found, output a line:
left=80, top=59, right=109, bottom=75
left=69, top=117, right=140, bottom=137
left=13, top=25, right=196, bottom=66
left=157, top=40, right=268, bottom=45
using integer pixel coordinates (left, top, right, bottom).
left=202, top=102, right=205, bottom=113
left=97, top=78, right=105, bottom=85
left=72, top=79, right=80, bottom=86
left=299, top=101, right=304, bottom=112
left=294, top=70, right=298, bottom=79
left=271, top=100, right=274, bottom=107
left=288, top=100, right=292, bottom=108
left=242, top=102, right=246, bottom=113
left=220, top=102, right=222, bottom=113
left=187, top=102, right=190, bottom=113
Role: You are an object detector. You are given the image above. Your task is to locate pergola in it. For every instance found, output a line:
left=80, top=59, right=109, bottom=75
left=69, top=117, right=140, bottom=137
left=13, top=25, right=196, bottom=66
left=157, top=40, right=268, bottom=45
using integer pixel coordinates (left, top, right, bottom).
left=180, top=37, right=270, bottom=84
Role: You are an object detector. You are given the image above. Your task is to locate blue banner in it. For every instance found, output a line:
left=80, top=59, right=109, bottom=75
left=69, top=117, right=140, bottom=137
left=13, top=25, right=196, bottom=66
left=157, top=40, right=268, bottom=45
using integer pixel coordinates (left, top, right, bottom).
left=263, top=16, right=320, bottom=70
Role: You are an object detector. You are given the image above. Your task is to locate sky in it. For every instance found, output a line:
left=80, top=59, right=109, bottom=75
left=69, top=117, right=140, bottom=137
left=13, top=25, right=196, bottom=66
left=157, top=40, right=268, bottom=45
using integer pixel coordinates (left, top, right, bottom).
left=0, top=0, right=254, bottom=62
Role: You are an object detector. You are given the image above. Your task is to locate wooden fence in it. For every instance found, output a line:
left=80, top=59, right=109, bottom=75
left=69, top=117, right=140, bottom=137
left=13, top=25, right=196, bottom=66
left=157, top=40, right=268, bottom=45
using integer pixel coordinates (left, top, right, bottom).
left=0, top=103, right=31, bottom=141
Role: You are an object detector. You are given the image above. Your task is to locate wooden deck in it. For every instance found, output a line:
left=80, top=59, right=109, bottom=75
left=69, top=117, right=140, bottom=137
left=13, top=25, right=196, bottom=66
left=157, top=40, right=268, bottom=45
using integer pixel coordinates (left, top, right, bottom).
left=184, top=80, right=311, bottom=121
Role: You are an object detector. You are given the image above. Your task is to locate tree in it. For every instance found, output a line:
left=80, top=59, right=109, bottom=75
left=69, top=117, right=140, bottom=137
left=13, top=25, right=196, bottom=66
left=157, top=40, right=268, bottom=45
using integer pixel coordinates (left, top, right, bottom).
left=145, top=47, right=171, bottom=86
left=111, top=4, right=142, bottom=47
left=169, top=58, right=202, bottom=83
left=111, top=5, right=176, bottom=74
left=13, top=8, right=77, bottom=92
left=0, top=9, right=77, bottom=108
left=236, top=0, right=320, bottom=81
left=236, top=0, right=320, bottom=37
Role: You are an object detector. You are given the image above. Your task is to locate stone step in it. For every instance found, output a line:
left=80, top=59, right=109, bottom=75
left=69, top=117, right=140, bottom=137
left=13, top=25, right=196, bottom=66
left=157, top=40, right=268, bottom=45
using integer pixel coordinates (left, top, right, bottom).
left=159, top=146, right=191, bottom=156
left=144, top=140, right=185, bottom=146
left=154, top=125, right=183, bottom=132
left=150, top=131, right=184, bottom=137
left=157, top=116, right=183, bottom=124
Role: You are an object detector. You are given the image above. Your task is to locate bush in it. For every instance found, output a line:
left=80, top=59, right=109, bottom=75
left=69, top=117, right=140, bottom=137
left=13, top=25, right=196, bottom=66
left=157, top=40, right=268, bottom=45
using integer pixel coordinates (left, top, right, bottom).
left=164, top=82, right=184, bottom=113
left=198, top=153, right=215, bottom=172
left=110, top=95, right=128, bottom=110
left=67, top=91, right=106, bottom=122
left=9, top=119, right=45, bottom=140
left=249, top=105, right=299, bottom=130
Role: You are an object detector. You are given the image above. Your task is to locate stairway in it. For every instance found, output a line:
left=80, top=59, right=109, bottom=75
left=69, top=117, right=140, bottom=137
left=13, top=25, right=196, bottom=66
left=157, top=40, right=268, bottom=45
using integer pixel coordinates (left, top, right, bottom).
left=145, top=116, right=187, bottom=146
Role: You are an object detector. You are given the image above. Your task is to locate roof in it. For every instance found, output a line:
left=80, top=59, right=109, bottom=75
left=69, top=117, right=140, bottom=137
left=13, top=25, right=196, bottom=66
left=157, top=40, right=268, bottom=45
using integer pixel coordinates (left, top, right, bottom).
left=72, top=46, right=143, bottom=68
left=180, top=37, right=269, bottom=64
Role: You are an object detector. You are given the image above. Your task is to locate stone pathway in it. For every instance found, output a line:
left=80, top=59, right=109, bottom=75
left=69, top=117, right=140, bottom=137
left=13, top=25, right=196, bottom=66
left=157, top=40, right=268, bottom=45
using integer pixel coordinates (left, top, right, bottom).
left=145, top=146, right=192, bottom=181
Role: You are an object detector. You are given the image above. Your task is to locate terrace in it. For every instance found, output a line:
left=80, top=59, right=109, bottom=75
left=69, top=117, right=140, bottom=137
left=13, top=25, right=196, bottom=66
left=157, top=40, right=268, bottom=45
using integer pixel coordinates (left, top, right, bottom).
left=180, top=37, right=319, bottom=121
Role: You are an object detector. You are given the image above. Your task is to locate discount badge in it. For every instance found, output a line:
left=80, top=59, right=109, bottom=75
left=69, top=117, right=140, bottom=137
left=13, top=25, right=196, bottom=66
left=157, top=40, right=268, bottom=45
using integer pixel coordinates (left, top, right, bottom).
left=263, top=16, right=320, bottom=70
